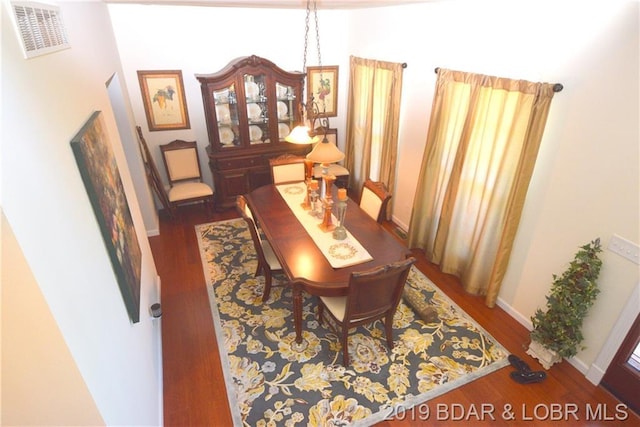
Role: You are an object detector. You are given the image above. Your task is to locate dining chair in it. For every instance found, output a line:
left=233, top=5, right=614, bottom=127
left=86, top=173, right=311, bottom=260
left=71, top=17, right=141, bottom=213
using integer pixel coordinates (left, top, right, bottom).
left=269, top=153, right=306, bottom=184
left=317, top=256, right=416, bottom=366
left=135, top=126, right=173, bottom=216
left=236, top=195, right=283, bottom=302
left=159, top=139, right=214, bottom=215
left=359, top=179, right=392, bottom=223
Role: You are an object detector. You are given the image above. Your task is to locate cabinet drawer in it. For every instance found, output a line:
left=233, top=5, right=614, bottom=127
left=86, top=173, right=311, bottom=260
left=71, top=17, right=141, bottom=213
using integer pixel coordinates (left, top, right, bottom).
left=216, top=156, right=265, bottom=170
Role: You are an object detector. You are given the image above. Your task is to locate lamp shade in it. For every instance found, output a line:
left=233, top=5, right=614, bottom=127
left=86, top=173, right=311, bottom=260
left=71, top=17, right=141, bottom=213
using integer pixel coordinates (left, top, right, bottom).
left=285, top=124, right=319, bottom=144
left=306, top=140, right=345, bottom=164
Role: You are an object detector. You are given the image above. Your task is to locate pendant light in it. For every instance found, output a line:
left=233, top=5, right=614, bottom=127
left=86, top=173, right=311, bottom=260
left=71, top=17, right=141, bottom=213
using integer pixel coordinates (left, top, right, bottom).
left=285, top=0, right=323, bottom=145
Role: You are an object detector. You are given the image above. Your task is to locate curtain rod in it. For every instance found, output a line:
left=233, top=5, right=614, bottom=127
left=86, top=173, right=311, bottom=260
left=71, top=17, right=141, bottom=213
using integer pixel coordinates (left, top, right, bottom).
left=433, top=67, right=563, bottom=92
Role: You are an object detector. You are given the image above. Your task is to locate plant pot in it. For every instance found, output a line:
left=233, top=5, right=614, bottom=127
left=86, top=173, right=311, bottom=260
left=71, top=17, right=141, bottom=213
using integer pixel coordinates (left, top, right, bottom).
left=526, top=339, right=562, bottom=370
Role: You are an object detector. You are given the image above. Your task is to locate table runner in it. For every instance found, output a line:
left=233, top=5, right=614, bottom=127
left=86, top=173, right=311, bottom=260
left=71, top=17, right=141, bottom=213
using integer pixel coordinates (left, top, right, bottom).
left=276, top=182, right=373, bottom=268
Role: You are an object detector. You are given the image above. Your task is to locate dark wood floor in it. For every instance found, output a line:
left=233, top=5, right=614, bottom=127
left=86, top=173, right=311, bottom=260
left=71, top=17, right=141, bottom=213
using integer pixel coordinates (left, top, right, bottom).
left=149, top=204, right=638, bottom=426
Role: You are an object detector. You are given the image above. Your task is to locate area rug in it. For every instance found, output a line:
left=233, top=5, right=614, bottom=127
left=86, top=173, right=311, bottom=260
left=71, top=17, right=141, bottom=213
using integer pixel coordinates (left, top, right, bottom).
left=196, top=219, right=509, bottom=426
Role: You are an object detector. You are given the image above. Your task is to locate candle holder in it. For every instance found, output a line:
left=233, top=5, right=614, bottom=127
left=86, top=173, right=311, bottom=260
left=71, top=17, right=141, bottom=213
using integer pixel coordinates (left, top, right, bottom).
left=308, top=180, right=321, bottom=218
left=318, top=174, right=336, bottom=232
left=304, top=159, right=314, bottom=181
left=319, top=198, right=335, bottom=232
left=332, top=188, right=348, bottom=240
left=301, top=181, right=312, bottom=210
left=301, top=159, right=315, bottom=210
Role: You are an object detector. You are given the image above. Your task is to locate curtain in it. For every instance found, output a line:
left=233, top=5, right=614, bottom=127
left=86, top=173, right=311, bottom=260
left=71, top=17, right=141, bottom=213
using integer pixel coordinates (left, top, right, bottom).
left=345, top=56, right=403, bottom=213
left=407, top=68, right=556, bottom=307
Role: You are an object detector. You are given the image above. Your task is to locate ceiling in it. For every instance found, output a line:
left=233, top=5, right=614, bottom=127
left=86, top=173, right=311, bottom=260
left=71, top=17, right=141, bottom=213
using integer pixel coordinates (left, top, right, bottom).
left=103, top=0, right=432, bottom=9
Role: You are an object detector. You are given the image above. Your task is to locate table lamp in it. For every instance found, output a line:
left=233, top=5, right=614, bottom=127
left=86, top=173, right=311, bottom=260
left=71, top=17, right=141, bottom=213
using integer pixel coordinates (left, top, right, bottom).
left=306, top=132, right=345, bottom=199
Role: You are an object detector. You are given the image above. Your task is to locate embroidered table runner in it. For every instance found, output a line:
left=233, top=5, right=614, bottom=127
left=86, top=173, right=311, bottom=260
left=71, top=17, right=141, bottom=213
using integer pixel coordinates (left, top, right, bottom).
left=276, top=182, right=373, bottom=269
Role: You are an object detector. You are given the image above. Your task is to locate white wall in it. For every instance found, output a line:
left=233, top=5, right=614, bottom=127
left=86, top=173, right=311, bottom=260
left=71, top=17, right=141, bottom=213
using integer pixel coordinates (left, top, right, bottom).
left=110, top=0, right=637, bottom=379
left=351, top=0, right=640, bottom=374
left=2, top=213, right=104, bottom=426
left=1, top=1, right=162, bottom=424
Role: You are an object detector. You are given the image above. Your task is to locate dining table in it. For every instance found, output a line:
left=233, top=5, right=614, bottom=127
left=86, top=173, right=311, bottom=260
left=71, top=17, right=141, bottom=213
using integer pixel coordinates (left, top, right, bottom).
left=245, top=182, right=412, bottom=343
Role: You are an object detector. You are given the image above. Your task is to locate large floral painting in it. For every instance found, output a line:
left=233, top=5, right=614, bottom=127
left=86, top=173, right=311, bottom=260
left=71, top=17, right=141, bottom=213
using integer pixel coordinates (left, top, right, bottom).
left=71, top=111, right=142, bottom=323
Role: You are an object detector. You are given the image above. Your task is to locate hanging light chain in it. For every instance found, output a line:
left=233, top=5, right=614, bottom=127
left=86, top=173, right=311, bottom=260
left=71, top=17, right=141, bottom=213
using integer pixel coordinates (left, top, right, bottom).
left=302, top=0, right=312, bottom=73
left=313, top=0, right=322, bottom=72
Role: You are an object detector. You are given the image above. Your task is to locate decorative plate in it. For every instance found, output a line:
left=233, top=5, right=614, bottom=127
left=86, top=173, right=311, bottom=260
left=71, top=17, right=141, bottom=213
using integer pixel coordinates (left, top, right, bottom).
left=247, top=103, right=262, bottom=121
left=278, top=123, right=290, bottom=138
left=276, top=83, right=289, bottom=99
left=215, top=104, right=231, bottom=124
left=219, top=126, right=234, bottom=145
left=277, top=101, right=288, bottom=119
left=249, top=125, right=263, bottom=142
left=245, top=81, right=259, bottom=100
left=214, top=89, right=229, bottom=103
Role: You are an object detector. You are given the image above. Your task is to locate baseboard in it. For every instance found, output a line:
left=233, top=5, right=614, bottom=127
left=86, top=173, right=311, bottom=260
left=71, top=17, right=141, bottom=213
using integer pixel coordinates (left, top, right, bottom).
left=152, top=274, right=164, bottom=426
left=147, top=228, right=160, bottom=237
left=586, top=364, right=607, bottom=385
left=496, top=297, right=592, bottom=377
left=496, top=296, right=532, bottom=330
left=390, top=215, right=408, bottom=234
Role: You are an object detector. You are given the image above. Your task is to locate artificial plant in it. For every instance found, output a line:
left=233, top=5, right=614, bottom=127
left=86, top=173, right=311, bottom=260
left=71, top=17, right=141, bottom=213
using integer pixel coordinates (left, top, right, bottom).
left=530, top=238, right=603, bottom=358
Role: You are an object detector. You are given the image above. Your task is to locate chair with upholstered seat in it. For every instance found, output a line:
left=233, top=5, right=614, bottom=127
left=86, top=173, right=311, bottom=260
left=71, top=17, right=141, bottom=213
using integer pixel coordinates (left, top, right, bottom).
left=359, top=179, right=392, bottom=223
left=236, top=195, right=283, bottom=302
left=160, top=139, right=214, bottom=215
left=317, top=256, right=416, bottom=366
left=269, top=154, right=306, bottom=184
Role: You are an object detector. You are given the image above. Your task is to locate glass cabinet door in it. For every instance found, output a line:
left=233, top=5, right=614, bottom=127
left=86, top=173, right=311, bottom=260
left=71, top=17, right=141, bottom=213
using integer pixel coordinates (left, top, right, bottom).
left=244, top=73, right=269, bottom=145
left=275, top=81, right=296, bottom=141
left=213, top=83, right=239, bottom=148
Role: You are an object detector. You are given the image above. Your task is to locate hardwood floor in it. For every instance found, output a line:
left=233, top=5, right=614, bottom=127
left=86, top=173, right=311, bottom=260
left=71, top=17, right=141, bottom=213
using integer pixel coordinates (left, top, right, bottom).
left=149, top=204, right=638, bottom=426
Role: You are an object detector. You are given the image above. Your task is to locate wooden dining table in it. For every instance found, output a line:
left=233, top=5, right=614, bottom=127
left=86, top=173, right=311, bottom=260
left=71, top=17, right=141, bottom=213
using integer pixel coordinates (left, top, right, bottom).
left=245, top=183, right=411, bottom=343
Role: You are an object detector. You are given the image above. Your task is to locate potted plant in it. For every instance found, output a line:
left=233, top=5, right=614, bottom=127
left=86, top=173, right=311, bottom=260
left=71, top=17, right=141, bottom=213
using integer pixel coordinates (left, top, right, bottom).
left=527, top=238, right=603, bottom=369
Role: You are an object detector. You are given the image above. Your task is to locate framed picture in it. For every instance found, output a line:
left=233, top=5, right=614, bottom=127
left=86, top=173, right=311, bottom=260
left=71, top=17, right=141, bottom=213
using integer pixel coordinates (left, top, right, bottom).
left=70, top=111, right=142, bottom=323
left=307, top=66, right=338, bottom=118
left=138, top=70, right=190, bottom=131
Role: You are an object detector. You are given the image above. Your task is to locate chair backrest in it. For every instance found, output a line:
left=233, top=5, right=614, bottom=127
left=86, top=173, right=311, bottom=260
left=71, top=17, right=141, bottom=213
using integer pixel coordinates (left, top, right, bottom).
left=344, top=257, right=416, bottom=324
left=136, top=126, right=173, bottom=213
left=269, top=154, right=306, bottom=184
left=236, top=195, right=263, bottom=247
left=360, top=179, right=392, bottom=223
left=160, top=139, right=204, bottom=185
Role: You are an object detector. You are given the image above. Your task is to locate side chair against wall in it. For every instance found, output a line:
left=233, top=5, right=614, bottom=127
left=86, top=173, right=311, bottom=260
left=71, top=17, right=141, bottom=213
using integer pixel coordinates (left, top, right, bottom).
left=359, top=179, right=392, bottom=223
left=236, top=195, right=283, bottom=302
left=317, top=256, right=416, bottom=366
left=159, top=139, right=214, bottom=216
left=269, top=153, right=306, bottom=184
left=135, top=126, right=173, bottom=217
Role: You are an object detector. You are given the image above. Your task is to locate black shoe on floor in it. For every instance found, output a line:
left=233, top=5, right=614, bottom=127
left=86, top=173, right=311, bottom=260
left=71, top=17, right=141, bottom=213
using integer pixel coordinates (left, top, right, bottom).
left=508, top=354, right=532, bottom=372
left=510, top=370, right=546, bottom=384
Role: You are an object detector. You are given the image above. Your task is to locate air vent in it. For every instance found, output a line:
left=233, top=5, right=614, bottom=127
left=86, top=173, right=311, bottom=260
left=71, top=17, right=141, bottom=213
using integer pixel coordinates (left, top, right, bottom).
left=11, top=1, right=69, bottom=59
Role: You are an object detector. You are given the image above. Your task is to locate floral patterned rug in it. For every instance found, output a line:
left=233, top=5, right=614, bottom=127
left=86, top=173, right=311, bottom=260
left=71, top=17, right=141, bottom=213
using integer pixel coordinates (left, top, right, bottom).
left=196, top=219, right=508, bottom=426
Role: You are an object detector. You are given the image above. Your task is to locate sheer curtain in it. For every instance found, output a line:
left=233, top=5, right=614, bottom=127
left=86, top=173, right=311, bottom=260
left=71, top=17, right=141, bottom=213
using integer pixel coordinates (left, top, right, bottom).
left=407, top=68, right=557, bottom=307
left=345, top=56, right=403, bottom=209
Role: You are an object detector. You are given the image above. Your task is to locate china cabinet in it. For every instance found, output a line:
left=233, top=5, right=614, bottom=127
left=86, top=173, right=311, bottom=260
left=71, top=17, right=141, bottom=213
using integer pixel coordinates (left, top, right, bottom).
left=196, top=55, right=310, bottom=209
